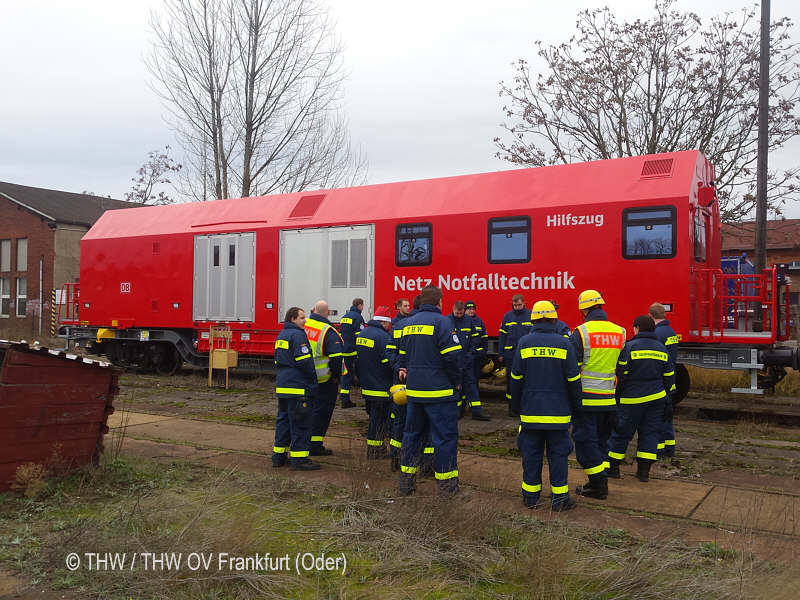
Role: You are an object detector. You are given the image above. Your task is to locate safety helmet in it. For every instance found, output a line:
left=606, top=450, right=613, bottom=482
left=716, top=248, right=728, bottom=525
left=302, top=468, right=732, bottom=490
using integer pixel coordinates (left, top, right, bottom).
left=390, top=384, right=407, bottom=405
left=531, top=300, right=558, bottom=320
left=578, top=289, right=605, bottom=310
left=493, top=366, right=507, bottom=379
left=480, top=358, right=495, bottom=375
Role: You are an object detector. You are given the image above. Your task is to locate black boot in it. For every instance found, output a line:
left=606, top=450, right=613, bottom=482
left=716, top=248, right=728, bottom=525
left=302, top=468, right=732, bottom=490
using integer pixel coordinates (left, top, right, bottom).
left=607, top=459, right=621, bottom=479
left=398, top=473, right=416, bottom=496
left=636, top=459, right=652, bottom=482
left=291, top=459, right=321, bottom=471
left=576, top=474, right=608, bottom=500
left=551, top=495, right=577, bottom=512
left=471, top=413, right=491, bottom=421
left=310, top=445, right=333, bottom=456
left=663, top=446, right=675, bottom=458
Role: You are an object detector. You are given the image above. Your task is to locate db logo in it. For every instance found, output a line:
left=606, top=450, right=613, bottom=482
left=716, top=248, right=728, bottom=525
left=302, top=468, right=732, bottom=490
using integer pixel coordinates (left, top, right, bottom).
left=120, top=282, right=131, bottom=294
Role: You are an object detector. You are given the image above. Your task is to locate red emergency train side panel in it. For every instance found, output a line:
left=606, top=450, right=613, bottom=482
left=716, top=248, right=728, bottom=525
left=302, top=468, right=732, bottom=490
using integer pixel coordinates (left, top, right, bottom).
left=79, top=151, right=719, bottom=351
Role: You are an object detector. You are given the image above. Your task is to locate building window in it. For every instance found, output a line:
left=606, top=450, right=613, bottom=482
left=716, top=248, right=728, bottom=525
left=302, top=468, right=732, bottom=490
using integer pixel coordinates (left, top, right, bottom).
left=622, top=206, right=676, bottom=259
left=0, top=278, right=9, bottom=317
left=16, top=238, right=27, bottom=272
left=488, top=217, right=531, bottom=263
left=396, top=223, right=432, bottom=266
left=0, top=240, right=9, bottom=272
left=15, top=277, right=27, bottom=317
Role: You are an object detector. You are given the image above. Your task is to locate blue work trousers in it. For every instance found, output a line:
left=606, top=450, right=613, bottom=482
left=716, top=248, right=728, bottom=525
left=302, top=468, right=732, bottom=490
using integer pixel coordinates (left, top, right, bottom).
left=608, top=399, right=665, bottom=463
left=273, top=397, right=312, bottom=465
left=366, top=399, right=390, bottom=448
left=399, top=400, right=459, bottom=490
left=389, top=403, right=406, bottom=456
left=339, top=356, right=356, bottom=406
left=517, top=428, right=573, bottom=506
left=311, top=379, right=338, bottom=447
left=572, top=410, right=617, bottom=475
left=459, top=363, right=483, bottom=415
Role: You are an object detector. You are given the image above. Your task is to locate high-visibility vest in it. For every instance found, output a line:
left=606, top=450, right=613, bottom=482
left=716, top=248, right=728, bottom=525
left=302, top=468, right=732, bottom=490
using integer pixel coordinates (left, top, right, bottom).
left=577, top=320, right=626, bottom=408
left=304, top=318, right=343, bottom=383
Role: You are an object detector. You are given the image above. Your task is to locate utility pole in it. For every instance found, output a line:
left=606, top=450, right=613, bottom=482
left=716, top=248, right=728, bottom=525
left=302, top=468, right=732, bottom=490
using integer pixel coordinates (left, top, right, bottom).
left=754, top=0, right=770, bottom=274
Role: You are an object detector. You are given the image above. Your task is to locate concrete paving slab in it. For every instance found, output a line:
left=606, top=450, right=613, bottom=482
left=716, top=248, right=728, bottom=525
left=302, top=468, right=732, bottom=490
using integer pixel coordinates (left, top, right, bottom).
left=691, top=486, right=800, bottom=536
left=108, top=412, right=176, bottom=429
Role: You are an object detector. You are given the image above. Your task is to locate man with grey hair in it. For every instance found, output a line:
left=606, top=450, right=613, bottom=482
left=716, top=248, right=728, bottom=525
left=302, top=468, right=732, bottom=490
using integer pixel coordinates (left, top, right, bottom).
left=304, top=299, right=345, bottom=456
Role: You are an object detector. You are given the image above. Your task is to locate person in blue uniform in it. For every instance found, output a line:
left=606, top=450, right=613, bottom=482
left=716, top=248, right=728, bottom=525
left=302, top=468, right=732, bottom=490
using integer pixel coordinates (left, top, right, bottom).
left=305, top=300, right=345, bottom=456
left=448, top=301, right=490, bottom=420
left=498, top=294, right=532, bottom=416
left=397, top=286, right=462, bottom=496
left=570, top=290, right=626, bottom=501
left=464, top=300, right=488, bottom=383
left=386, top=298, right=412, bottom=470
left=607, top=315, right=675, bottom=483
left=511, top=300, right=582, bottom=510
left=649, top=302, right=679, bottom=458
left=338, top=298, right=365, bottom=408
left=355, top=306, right=394, bottom=458
left=272, top=307, right=319, bottom=470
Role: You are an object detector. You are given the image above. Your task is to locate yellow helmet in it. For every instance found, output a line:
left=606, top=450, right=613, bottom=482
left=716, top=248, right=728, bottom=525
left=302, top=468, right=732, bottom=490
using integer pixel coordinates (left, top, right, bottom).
left=531, top=300, right=558, bottom=320
left=390, top=384, right=407, bottom=405
left=578, top=289, right=605, bottom=310
left=493, top=366, right=507, bottom=379
left=480, top=358, right=495, bottom=375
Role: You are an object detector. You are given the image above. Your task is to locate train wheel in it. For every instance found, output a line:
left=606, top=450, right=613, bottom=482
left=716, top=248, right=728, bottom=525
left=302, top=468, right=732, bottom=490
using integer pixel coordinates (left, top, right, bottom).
left=153, top=344, right=182, bottom=376
left=673, top=363, right=690, bottom=406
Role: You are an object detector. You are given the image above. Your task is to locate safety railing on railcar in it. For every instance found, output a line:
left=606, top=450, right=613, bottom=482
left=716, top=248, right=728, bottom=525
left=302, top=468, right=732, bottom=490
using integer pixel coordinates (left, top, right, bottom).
left=56, top=283, right=81, bottom=327
left=689, top=267, right=789, bottom=344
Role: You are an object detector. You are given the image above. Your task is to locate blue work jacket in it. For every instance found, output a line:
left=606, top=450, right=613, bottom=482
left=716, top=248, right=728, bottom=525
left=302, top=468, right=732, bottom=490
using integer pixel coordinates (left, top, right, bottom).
left=616, top=332, right=675, bottom=405
left=386, top=312, right=410, bottom=371
left=275, top=321, right=317, bottom=398
left=498, top=308, right=532, bottom=356
left=398, top=304, right=462, bottom=403
left=339, top=305, right=364, bottom=357
left=510, top=321, right=581, bottom=430
left=471, top=314, right=488, bottom=357
left=355, top=320, right=393, bottom=398
left=654, top=319, right=679, bottom=397
left=446, top=312, right=477, bottom=365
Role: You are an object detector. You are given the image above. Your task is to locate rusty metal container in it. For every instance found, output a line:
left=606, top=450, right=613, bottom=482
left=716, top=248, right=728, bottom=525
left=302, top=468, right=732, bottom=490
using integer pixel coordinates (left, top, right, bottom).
left=0, top=340, right=119, bottom=492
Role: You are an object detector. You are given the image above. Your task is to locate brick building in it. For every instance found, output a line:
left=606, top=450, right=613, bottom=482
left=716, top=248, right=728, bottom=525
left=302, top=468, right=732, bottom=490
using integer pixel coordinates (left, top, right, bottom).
left=722, top=219, right=800, bottom=307
left=0, top=182, right=133, bottom=340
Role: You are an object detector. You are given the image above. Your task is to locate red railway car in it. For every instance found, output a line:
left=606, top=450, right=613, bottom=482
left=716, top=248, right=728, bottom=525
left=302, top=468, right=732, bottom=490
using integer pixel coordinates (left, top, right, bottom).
left=62, top=150, right=798, bottom=396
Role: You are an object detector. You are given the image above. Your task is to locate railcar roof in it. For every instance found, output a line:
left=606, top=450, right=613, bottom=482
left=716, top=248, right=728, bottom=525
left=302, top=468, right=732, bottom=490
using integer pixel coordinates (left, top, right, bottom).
left=84, top=150, right=703, bottom=240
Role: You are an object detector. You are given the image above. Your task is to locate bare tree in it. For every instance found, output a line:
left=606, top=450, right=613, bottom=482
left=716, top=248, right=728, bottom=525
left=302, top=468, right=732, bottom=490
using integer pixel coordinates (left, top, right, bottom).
left=495, top=1, right=800, bottom=222
left=148, top=0, right=365, bottom=202
left=125, top=146, right=183, bottom=205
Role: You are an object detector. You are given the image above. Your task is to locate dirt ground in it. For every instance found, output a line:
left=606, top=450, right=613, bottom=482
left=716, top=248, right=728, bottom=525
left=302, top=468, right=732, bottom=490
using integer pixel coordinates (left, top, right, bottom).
left=118, top=368, right=800, bottom=486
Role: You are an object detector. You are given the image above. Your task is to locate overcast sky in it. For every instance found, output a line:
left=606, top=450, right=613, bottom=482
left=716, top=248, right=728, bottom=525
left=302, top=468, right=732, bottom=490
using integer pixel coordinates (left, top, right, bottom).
left=1, top=0, right=799, bottom=217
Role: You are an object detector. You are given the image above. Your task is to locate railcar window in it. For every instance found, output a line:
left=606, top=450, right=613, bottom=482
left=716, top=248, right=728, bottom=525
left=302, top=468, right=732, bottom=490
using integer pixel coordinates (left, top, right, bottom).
left=229, top=244, right=236, bottom=266
left=331, top=239, right=349, bottom=287
left=693, top=210, right=707, bottom=262
left=488, top=217, right=531, bottom=263
left=396, top=223, right=432, bottom=266
left=622, top=207, right=676, bottom=259
left=213, top=245, right=220, bottom=267
left=350, top=238, right=368, bottom=287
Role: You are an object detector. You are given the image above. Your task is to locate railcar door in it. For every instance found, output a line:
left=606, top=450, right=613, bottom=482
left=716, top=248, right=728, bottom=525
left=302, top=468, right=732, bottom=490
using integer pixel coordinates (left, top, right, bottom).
left=193, top=232, right=256, bottom=322
left=279, top=225, right=374, bottom=322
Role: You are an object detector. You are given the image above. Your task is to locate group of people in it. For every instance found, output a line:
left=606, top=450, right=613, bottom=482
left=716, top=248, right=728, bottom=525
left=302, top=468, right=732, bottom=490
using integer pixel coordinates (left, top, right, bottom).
left=272, top=287, right=679, bottom=512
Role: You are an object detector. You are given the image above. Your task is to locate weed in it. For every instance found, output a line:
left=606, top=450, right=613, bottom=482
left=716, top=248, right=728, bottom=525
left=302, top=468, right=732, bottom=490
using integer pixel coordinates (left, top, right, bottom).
left=698, top=541, right=737, bottom=560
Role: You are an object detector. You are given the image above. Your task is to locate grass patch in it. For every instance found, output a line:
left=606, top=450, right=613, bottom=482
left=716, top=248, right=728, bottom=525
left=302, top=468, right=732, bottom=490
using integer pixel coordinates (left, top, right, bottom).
left=0, top=454, right=792, bottom=599
left=687, top=366, right=800, bottom=398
